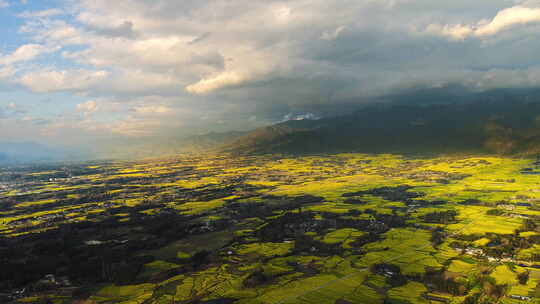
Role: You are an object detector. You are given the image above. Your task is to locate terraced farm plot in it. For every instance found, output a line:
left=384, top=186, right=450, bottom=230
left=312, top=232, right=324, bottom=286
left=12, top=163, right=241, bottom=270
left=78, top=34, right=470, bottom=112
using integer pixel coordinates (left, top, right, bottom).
left=236, top=242, right=294, bottom=257
left=359, top=228, right=442, bottom=276
left=321, top=228, right=365, bottom=248
left=448, top=205, right=524, bottom=235
left=387, top=282, right=428, bottom=304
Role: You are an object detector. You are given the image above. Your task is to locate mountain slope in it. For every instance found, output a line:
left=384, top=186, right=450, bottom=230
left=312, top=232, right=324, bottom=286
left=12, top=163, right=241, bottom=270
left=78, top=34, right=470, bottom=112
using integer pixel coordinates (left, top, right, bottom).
left=180, top=130, right=249, bottom=152
left=223, top=100, right=540, bottom=156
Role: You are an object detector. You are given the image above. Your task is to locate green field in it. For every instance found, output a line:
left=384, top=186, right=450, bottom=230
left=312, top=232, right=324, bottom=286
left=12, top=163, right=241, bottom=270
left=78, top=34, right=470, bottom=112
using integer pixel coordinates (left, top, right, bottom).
left=2, top=153, right=539, bottom=303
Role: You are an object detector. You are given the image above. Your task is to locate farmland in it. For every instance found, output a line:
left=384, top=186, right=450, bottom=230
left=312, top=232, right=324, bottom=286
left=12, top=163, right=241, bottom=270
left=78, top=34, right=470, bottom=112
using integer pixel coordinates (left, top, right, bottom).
left=0, top=153, right=539, bottom=303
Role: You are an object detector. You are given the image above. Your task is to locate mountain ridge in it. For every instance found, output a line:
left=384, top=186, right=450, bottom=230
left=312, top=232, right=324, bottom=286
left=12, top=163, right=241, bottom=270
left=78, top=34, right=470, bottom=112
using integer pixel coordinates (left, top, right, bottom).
left=220, top=99, right=540, bottom=156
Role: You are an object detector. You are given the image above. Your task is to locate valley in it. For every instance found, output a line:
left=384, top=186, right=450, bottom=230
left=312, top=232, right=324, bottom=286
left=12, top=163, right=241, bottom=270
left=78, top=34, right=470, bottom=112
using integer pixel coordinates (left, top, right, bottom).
left=0, top=153, right=539, bottom=304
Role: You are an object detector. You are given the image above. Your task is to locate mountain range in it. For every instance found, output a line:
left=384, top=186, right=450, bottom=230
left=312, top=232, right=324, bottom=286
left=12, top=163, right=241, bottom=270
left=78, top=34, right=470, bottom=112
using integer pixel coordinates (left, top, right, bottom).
left=5, top=89, right=540, bottom=164
left=219, top=96, right=540, bottom=156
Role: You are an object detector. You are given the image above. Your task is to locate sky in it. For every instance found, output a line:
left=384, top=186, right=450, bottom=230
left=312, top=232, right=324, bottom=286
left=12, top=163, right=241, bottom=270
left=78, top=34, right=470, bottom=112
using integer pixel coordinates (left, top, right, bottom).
left=2, top=0, right=540, bottom=149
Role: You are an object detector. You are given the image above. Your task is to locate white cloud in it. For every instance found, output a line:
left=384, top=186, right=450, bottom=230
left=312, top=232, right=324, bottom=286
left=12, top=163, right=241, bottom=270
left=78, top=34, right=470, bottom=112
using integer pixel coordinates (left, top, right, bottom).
left=62, top=36, right=204, bottom=69
left=18, top=68, right=109, bottom=93
left=0, top=66, right=16, bottom=79
left=76, top=100, right=99, bottom=114
left=0, top=1, right=9, bottom=8
left=100, top=69, right=185, bottom=95
left=0, top=44, right=57, bottom=65
left=476, top=5, right=540, bottom=36
left=21, top=19, right=83, bottom=45
left=132, top=105, right=172, bottom=115
left=18, top=8, right=64, bottom=18
left=321, top=26, right=346, bottom=40
left=427, top=4, right=540, bottom=40
left=186, top=71, right=247, bottom=94
left=425, top=24, right=473, bottom=40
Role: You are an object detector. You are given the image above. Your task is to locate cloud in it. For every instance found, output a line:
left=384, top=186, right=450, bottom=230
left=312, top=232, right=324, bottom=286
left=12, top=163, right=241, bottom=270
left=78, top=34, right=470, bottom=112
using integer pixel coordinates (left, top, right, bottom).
left=21, top=116, right=50, bottom=125
left=0, top=102, right=27, bottom=118
left=76, top=100, right=99, bottom=114
left=280, top=112, right=320, bottom=122
left=427, top=4, right=540, bottom=40
left=0, top=44, right=58, bottom=65
left=0, top=1, right=9, bottom=8
left=321, top=26, right=346, bottom=41
left=186, top=71, right=247, bottom=94
left=425, top=24, right=474, bottom=40
left=18, top=9, right=64, bottom=18
left=476, top=5, right=540, bottom=36
left=18, top=68, right=109, bottom=93
left=132, top=105, right=172, bottom=115
left=91, top=21, right=137, bottom=38
left=7, top=0, right=540, bottom=145
left=0, top=66, right=15, bottom=79
left=6, top=102, right=27, bottom=114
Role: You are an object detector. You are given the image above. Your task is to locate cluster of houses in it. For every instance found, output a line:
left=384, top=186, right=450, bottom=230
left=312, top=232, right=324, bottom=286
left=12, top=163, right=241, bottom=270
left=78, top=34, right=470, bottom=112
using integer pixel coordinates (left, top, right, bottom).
left=6, top=202, right=117, bottom=229
left=1, top=274, right=73, bottom=302
left=6, top=213, right=66, bottom=228
left=37, top=274, right=72, bottom=287
left=509, top=294, right=533, bottom=301
left=47, top=176, right=75, bottom=182
left=508, top=213, right=530, bottom=219
left=458, top=247, right=518, bottom=263
left=494, top=202, right=533, bottom=219
left=85, top=239, right=129, bottom=246
left=453, top=248, right=538, bottom=301
left=520, top=156, right=540, bottom=175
